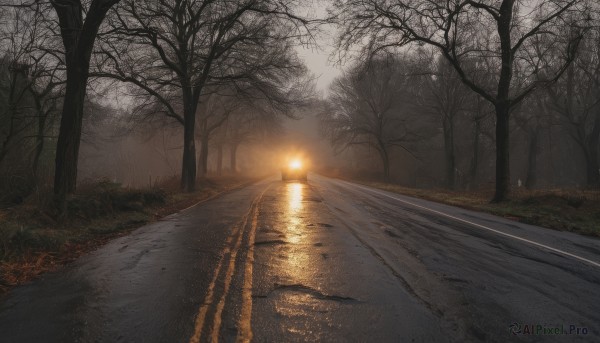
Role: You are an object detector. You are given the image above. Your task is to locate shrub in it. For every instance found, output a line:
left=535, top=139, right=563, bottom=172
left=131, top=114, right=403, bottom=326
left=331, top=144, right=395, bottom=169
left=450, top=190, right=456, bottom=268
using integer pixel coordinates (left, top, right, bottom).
left=66, top=179, right=167, bottom=219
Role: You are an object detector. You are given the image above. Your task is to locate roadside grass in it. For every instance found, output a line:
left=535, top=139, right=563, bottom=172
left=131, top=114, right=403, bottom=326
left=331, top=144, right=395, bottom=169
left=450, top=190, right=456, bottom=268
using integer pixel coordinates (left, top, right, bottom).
left=357, top=181, right=600, bottom=237
left=0, top=175, right=257, bottom=295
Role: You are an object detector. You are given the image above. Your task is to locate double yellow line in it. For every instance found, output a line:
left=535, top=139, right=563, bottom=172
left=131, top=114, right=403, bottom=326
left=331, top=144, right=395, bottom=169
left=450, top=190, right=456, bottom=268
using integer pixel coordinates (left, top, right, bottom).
left=189, top=186, right=269, bottom=343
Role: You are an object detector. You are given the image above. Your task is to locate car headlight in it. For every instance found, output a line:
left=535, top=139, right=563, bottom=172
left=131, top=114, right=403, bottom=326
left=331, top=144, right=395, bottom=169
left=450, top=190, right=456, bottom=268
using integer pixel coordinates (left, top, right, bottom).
left=289, top=160, right=302, bottom=170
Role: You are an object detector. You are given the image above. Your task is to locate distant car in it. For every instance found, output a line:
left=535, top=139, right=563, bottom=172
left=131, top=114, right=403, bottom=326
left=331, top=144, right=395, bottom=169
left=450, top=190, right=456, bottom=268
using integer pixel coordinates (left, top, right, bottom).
left=282, top=159, right=307, bottom=181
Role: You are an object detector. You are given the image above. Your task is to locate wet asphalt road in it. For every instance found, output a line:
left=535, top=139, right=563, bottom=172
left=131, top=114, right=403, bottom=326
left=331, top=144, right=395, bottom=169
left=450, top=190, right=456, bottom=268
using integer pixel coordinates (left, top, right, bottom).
left=1, top=174, right=599, bottom=342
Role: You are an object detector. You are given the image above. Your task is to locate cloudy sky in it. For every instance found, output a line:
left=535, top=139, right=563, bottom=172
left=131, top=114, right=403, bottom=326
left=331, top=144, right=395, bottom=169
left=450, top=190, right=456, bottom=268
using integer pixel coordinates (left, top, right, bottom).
left=295, top=1, right=343, bottom=94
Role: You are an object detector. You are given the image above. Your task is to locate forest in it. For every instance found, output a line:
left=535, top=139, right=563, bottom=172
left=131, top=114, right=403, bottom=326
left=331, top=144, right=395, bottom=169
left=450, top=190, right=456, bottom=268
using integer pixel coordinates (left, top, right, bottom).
left=321, top=0, right=600, bottom=202
left=0, top=0, right=599, bottom=274
left=0, top=0, right=314, bottom=210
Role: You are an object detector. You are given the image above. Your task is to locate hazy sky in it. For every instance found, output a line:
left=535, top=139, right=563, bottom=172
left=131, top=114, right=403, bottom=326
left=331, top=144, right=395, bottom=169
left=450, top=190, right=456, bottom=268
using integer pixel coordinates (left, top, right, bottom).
left=296, top=44, right=341, bottom=94
left=295, top=1, right=343, bottom=94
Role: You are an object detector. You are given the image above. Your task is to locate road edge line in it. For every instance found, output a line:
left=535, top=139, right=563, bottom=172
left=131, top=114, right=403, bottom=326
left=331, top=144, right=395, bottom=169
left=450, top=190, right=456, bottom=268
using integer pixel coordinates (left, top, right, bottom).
left=335, top=178, right=600, bottom=269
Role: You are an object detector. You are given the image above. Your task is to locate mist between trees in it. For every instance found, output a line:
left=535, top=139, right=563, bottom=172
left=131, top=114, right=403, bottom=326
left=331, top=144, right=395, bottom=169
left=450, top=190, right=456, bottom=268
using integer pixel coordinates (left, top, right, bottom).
left=0, top=0, right=599, bottom=212
left=0, top=0, right=315, bottom=211
left=320, top=0, right=600, bottom=201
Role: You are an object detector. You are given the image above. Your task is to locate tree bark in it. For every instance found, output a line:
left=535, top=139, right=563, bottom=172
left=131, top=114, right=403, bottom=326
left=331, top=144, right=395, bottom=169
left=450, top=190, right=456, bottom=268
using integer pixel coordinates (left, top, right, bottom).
left=493, top=103, right=511, bottom=202
left=53, top=0, right=119, bottom=210
left=0, top=65, right=27, bottom=166
left=491, top=1, right=514, bottom=202
left=54, top=69, right=87, bottom=202
left=181, top=104, right=197, bottom=191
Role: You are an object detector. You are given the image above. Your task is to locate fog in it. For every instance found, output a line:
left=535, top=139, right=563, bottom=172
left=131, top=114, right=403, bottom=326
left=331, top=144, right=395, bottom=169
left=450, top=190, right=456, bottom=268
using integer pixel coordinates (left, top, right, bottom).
left=1, top=0, right=599, bottom=208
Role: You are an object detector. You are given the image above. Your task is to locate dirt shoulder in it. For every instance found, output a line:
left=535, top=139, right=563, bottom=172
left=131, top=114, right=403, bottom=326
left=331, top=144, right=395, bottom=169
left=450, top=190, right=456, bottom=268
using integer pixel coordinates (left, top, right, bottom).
left=346, top=179, right=600, bottom=238
left=0, top=175, right=261, bottom=295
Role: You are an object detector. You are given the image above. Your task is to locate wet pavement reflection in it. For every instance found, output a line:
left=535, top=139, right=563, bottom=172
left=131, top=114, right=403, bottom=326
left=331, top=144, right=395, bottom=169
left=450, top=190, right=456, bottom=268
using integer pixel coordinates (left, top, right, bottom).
left=5, top=175, right=586, bottom=342
left=279, top=181, right=317, bottom=286
left=285, top=182, right=304, bottom=244
left=251, top=177, right=449, bottom=342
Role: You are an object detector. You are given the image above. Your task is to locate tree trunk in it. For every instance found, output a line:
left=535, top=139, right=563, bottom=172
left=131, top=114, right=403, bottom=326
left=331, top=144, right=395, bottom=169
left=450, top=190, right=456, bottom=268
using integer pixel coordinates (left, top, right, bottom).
left=54, top=68, right=87, bottom=205
left=493, top=103, right=511, bottom=202
left=0, top=112, right=16, bottom=166
left=525, top=129, right=538, bottom=189
left=216, top=144, right=223, bottom=176
left=181, top=108, right=197, bottom=192
left=230, top=143, right=239, bottom=173
left=52, top=0, right=118, bottom=210
left=0, top=67, right=24, bottom=166
left=198, top=133, right=209, bottom=177
left=491, top=0, right=514, bottom=202
left=443, top=116, right=456, bottom=189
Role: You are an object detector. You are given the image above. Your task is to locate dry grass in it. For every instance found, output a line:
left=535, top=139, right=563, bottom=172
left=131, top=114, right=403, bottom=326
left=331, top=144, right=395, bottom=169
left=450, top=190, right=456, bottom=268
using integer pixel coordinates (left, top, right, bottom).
left=359, top=181, right=600, bottom=237
left=0, top=175, right=258, bottom=295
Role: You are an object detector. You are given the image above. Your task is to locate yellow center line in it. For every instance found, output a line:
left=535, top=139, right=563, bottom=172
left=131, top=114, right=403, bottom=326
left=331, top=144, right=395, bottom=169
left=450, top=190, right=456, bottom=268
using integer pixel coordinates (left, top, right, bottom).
left=208, top=203, right=254, bottom=342
left=189, top=184, right=270, bottom=343
left=189, top=227, right=240, bottom=343
left=236, top=193, right=263, bottom=342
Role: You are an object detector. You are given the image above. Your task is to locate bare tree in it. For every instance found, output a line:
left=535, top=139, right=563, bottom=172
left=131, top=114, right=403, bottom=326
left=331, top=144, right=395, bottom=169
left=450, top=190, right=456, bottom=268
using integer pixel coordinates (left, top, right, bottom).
left=0, top=5, right=64, bottom=182
left=321, top=57, right=418, bottom=180
left=416, top=55, right=471, bottom=189
left=4, top=0, right=123, bottom=211
left=546, top=24, right=600, bottom=186
left=2, top=0, right=126, bottom=211
left=94, top=0, right=310, bottom=191
left=196, top=90, right=237, bottom=177
left=332, top=0, right=588, bottom=201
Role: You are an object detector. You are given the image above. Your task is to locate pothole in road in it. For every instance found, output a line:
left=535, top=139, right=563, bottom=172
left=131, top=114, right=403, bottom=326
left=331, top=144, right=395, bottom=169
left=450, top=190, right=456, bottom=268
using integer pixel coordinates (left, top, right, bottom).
left=253, top=283, right=360, bottom=303
left=254, top=239, right=288, bottom=246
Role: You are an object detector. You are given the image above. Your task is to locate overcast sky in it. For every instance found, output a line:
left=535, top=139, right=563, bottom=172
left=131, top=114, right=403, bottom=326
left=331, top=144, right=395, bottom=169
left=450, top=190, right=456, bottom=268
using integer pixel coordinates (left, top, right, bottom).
left=296, top=44, right=341, bottom=94
left=295, top=1, right=343, bottom=94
